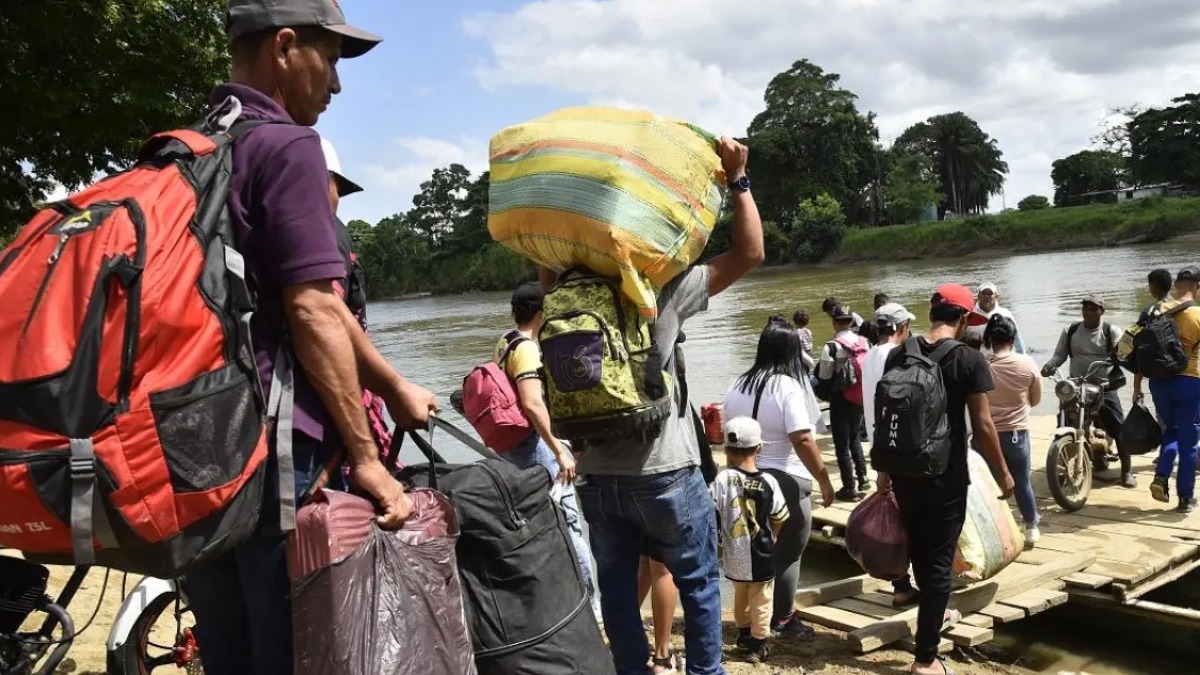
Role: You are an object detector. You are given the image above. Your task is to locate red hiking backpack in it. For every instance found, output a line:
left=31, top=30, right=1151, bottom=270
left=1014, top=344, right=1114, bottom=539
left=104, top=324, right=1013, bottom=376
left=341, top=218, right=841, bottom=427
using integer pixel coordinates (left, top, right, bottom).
left=833, top=335, right=870, bottom=406
left=461, top=333, right=534, bottom=452
left=0, top=111, right=274, bottom=577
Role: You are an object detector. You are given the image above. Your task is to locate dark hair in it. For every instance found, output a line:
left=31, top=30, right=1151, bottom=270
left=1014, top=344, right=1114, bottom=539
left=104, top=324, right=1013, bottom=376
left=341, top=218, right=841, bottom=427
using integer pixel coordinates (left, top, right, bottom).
left=511, top=282, right=544, bottom=325
left=876, top=323, right=897, bottom=340
left=821, top=297, right=839, bottom=314
left=929, top=303, right=967, bottom=324
left=983, top=314, right=1018, bottom=350
left=735, top=317, right=806, bottom=397
left=792, top=309, right=810, bottom=328
left=1149, top=268, right=1173, bottom=297
left=962, top=333, right=984, bottom=350
left=873, top=293, right=891, bottom=310
left=231, top=25, right=328, bottom=61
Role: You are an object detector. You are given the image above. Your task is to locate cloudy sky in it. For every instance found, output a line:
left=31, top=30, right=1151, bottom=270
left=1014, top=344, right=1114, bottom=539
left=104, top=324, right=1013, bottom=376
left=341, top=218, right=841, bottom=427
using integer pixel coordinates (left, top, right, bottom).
left=318, top=0, right=1200, bottom=225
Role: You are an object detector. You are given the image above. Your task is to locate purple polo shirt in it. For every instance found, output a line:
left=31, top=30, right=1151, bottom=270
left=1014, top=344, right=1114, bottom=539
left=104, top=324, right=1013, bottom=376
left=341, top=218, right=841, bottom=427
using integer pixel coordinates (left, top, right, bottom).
left=212, top=83, right=345, bottom=445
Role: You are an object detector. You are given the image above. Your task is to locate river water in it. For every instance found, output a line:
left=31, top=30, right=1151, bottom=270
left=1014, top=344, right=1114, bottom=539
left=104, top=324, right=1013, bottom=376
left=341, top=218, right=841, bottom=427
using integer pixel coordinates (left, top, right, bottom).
left=368, top=239, right=1199, bottom=673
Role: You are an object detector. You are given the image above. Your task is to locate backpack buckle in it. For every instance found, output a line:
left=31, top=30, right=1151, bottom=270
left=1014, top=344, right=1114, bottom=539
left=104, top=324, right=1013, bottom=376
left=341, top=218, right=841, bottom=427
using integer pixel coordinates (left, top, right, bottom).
left=69, top=455, right=95, bottom=481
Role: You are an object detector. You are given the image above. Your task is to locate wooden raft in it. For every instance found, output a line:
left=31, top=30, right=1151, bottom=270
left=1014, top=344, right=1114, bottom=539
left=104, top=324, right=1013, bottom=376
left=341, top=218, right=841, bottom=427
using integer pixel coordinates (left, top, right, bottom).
left=785, top=414, right=1200, bottom=652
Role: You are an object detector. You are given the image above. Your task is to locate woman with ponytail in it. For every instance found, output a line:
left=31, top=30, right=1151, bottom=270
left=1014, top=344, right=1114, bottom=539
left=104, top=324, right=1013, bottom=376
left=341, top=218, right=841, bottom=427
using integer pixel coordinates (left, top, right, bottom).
left=980, top=314, right=1042, bottom=544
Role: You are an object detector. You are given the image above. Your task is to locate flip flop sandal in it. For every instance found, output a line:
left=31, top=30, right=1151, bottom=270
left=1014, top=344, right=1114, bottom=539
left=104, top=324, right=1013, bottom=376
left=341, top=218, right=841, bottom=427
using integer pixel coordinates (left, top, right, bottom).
left=912, top=657, right=957, bottom=675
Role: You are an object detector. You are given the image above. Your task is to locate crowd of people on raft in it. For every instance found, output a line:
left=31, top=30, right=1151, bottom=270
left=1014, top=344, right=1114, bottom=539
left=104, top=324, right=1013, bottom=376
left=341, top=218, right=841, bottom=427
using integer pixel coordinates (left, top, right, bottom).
left=162, top=3, right=1200, bottom=675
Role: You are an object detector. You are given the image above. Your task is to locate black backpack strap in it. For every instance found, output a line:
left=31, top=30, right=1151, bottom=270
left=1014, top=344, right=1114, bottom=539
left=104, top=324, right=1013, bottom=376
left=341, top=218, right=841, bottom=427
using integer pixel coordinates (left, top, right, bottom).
left=1163, top=300, right=1195, bottom=318
left=1066, top=322, right=1082, bottom=359
left=752, top=380, right=767, bottom=419
left=926, top=339, right=963, bottom=365
left=498, top=330, right=531, bottom=367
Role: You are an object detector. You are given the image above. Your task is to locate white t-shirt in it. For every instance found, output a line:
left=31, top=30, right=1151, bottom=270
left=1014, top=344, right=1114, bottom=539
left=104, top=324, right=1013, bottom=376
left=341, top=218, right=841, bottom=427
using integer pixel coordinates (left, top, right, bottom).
left=723, top=374, right=816, bottom=480
left=862, top=342, right=898, bottom=439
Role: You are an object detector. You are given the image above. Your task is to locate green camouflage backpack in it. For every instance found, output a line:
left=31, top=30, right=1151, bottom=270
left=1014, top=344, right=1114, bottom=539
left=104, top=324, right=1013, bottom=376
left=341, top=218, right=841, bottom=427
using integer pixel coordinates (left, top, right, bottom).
left=538, top=270, right=673, bottom=445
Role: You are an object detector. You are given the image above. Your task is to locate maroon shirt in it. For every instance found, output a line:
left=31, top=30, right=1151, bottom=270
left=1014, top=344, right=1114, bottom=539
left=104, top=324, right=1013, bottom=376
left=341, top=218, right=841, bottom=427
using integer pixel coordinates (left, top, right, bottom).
left=213, top=83, right=345, bottom=444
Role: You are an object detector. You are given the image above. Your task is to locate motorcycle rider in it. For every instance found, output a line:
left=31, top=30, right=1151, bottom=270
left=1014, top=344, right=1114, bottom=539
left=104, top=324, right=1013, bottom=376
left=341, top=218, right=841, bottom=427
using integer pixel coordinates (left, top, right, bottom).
left=1040, top=295, right=1134, bottom=487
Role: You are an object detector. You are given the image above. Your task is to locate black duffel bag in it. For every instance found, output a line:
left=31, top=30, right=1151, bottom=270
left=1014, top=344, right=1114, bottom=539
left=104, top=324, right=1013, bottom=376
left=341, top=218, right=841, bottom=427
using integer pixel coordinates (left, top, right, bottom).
left=1121, top=401, right=1163, bottom=456
left=396, top=418, right=613, bottom=675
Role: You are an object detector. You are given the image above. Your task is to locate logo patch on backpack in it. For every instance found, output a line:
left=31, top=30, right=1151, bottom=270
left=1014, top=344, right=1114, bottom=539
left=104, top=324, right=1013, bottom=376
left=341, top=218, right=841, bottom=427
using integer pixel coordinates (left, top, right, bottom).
left=539, top=271, right=673, bottom=444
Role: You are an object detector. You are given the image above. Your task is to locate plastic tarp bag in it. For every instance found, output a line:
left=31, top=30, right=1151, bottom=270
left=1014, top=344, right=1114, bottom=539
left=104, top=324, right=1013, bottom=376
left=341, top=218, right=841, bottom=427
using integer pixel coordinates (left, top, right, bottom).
left=955, top=451, right=1025, bottom=581
left=487, top=106, right=726, bottom=317
left=1121, top=401, right=1162, bottom=455
left=287, top=488, right=476, bottom=675
left=846, top=491, right=910, bottom=580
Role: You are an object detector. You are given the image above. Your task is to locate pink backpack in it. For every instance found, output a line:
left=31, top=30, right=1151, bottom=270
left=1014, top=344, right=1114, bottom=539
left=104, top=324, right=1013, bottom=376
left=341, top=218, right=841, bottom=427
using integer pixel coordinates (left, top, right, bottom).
left=462, top=335, right=534, bottom=452
left=835, top=335, right=871, bottom=407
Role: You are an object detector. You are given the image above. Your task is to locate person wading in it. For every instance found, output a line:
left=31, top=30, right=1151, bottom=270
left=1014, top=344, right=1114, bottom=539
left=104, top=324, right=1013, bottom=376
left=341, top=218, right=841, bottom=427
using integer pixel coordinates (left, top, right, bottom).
left=877, top=284, right=1014, bottom=675
left=185, top=4, right=437, bottom=673
left=1040, top=295, right=1134, bottom=488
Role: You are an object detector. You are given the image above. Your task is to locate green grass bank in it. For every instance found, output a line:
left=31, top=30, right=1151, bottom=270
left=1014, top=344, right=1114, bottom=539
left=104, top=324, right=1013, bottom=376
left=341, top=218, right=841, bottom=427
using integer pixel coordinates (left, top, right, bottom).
left=830, top=197, right=1200, bottom=263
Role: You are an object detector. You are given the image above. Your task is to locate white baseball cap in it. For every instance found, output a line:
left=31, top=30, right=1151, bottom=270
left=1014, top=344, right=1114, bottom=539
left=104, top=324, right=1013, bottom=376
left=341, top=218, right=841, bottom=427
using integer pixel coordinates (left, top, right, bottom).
left=319, top=136, right=364, bottom=198
left=725, top=417, right=763, bottom=450
left=874, top=302, right=916, bottom=329
left=978, top=283, right=998, bottom=295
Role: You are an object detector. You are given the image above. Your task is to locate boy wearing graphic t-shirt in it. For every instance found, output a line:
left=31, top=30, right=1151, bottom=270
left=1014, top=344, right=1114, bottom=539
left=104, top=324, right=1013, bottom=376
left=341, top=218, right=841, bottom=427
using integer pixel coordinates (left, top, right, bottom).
left=711, top=417, right=790, bottom=664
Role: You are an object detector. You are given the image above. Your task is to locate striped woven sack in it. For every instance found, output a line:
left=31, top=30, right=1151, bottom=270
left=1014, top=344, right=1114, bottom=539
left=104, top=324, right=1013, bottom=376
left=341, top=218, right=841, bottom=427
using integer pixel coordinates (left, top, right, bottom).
left=954, top=450, right=1025, bottom=581
left=487, top=106, right=726, bottom=318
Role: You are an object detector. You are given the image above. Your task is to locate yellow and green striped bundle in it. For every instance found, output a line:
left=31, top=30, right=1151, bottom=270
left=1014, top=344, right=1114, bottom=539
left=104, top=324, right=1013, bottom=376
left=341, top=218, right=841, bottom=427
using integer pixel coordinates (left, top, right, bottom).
left=487, top=106, right=727, bottom=318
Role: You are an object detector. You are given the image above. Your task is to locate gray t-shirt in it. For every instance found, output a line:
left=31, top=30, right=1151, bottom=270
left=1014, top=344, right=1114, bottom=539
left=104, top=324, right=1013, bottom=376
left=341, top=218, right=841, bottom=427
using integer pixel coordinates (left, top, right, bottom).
left=577, top=266, right=710, bottom=476
left=1044, top=321, right=1123, bottom=378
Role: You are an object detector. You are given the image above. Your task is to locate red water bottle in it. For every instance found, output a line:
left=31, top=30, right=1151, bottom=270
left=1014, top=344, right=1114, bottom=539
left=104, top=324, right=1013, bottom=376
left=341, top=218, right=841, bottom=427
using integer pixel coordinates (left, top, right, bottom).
left=701, top=403, right=725, bottom=445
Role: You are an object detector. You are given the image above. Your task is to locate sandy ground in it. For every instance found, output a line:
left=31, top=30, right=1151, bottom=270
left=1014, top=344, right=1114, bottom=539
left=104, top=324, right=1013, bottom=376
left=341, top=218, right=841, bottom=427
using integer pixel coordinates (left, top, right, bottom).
left=17, top=559, right=1016, bottom=675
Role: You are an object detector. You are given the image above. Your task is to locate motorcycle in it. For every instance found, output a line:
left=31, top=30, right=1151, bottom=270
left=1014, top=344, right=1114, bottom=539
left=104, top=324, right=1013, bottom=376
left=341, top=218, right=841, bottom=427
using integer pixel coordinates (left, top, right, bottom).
left=0, top=555, right=199, bottom=675
left=1045, top=360, right=1120, bottom=512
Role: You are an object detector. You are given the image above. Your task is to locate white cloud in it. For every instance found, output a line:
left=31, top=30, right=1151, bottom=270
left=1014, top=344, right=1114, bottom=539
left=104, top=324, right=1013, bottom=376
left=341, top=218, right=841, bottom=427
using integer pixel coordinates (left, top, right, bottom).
left=345, top=136, right=489, bottom=223
left=463, top=0, right=1200, bottom=208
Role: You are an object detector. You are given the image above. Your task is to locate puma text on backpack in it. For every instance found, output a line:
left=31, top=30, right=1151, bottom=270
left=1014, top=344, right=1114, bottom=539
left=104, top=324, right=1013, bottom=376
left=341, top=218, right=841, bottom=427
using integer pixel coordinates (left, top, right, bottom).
left=461, top=331, right=534, bottom=452
left=871, top=339, right=959, bottom=478
left=828, top=336, right=869, bottom=406
left=1133, top=301, right=1195, bottom=379
left=0, top=107, right=274, bottom=577
left=538, top=270, right=672, bottom=445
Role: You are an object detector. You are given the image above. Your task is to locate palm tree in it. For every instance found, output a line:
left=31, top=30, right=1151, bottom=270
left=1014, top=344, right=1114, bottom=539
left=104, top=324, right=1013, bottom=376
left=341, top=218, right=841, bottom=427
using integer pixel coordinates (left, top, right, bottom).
left=895, top=113, right=1009, bottom=217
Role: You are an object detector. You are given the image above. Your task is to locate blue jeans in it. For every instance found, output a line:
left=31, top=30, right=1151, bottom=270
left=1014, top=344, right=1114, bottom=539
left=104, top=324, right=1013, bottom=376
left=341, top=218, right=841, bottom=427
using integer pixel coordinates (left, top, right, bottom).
left=504, top=434, right=597, bottom=611
left=1000, top=430, right=1039, bottom=526
left=578, top=467, right=725, bottom=675
left=1149, top=376, right=1200, bottom=501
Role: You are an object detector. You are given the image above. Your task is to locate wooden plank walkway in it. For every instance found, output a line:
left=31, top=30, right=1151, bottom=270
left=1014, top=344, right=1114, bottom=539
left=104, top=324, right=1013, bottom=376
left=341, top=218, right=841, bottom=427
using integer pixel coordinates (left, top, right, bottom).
left=787, top=414, right=1200, bottom=652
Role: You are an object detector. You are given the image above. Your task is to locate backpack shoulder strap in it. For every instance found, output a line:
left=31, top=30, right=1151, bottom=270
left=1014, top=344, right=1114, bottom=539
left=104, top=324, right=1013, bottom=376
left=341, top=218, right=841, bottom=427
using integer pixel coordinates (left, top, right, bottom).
left=498, top=330, right=531, bottom=366
left=1164, top=301, right=1195, bottom=318
left=752, top=378, right=769, bottom=419
left=927, top=339, right=963, bottom=365
left=1066, top=321, right=1082, bottom=358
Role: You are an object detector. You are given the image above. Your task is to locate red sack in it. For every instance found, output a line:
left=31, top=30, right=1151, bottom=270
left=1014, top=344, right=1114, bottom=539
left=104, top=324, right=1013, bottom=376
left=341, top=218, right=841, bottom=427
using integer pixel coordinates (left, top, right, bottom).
left=288, top=488, right=476, bottom=675
left=846, top=491, right=910, bottom=581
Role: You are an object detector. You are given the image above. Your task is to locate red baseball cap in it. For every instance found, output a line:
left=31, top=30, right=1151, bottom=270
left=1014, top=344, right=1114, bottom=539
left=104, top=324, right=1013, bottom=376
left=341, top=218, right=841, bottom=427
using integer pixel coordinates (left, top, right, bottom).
left=932, top=284, right=989, bottom=326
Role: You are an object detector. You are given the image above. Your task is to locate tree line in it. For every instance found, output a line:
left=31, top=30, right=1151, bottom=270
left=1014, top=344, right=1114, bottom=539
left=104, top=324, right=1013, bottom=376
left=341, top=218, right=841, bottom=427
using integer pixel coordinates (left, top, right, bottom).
left=3, top=3, right=1199, bottom=296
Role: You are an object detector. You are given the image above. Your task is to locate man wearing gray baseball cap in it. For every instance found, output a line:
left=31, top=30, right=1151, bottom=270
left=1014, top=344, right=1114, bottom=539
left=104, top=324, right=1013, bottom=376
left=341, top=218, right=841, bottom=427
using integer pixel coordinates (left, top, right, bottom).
left=226, top=0, right=382, bottom=58
left=186, top=4, right=438, bottom=675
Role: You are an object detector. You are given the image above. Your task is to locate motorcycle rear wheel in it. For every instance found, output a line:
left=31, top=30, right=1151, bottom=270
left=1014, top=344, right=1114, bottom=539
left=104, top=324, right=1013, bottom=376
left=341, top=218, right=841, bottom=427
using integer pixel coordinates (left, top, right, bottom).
left=1047, top=436, right=1093, bottom=512
left=106, top=590, right=202, bottom=675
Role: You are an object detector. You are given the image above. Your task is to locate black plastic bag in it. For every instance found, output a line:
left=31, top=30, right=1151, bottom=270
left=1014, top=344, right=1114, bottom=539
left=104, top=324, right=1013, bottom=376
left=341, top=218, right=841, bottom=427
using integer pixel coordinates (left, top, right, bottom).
left=1121, top=401, right=1162, bottom=456
left=288, top=488, right=476, bottom=675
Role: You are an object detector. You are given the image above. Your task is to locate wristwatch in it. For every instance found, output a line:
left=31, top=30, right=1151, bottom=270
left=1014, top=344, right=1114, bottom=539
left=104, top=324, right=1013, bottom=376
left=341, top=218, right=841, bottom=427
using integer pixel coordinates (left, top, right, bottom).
left=728, top=174, right=751, bottom=194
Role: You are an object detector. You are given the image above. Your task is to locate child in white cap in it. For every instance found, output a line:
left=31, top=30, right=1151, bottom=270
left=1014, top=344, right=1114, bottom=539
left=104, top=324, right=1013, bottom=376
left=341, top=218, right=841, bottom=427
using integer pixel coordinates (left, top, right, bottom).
left=711, top=417, right=790, bottom=664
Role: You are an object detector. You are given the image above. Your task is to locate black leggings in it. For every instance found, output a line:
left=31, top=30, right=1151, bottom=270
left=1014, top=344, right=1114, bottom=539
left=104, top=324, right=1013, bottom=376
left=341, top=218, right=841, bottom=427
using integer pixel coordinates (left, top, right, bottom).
left=892, top=479, right=968, bottom=665
left=763, top=470, right=813, bottom=624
